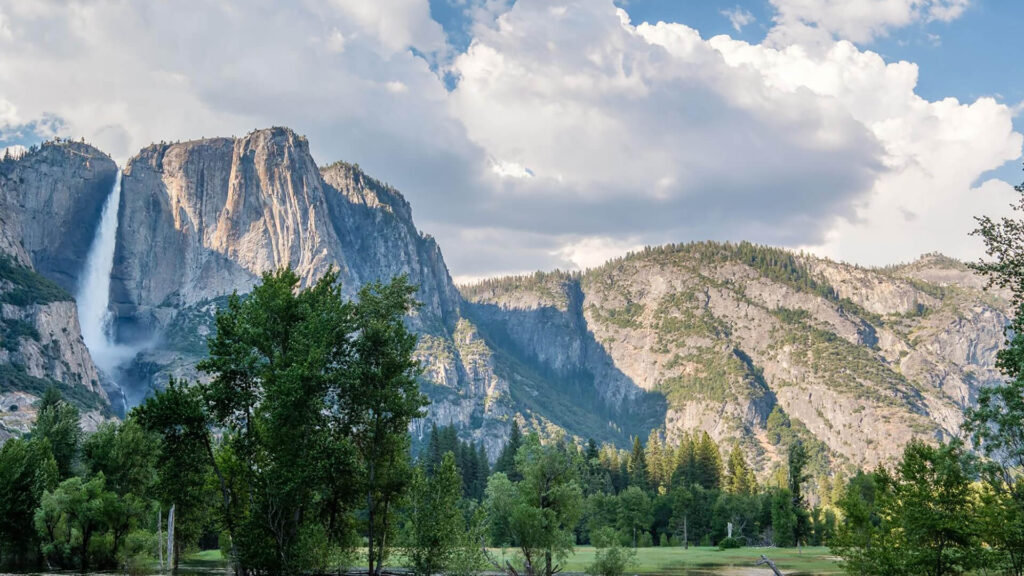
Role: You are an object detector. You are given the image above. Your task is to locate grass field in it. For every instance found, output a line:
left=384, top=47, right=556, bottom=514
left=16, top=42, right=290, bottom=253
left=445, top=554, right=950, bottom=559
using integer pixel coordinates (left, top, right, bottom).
left=188, top=546, right=842, bottom=575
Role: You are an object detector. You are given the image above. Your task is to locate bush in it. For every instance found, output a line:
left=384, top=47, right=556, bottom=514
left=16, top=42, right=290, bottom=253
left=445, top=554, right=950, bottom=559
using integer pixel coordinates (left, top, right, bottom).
left=718, top=537, right=743, bottom=550
left=588, top=527, right=636, bottom=576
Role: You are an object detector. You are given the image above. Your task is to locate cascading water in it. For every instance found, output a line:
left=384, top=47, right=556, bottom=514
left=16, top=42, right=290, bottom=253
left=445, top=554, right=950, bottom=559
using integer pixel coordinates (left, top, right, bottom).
left=77, top=169, right=134, bottom=414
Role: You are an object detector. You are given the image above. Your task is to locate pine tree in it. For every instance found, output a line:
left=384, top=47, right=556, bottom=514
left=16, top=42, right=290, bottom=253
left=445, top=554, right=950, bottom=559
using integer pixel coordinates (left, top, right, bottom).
left=628, top=437, right=649, bottom=491
left=425, top=422, right=442, bottom=476
left=645, top=430, right=665, bottom=492
left=693, top=432, right=722, bottom=491
left=475, top=443, right=490, bottom=501
left=495, top=420, right=523, bottom=481
left=725, top=443, right=753, bottom=495
left=788, top=441, right=811, bottom=549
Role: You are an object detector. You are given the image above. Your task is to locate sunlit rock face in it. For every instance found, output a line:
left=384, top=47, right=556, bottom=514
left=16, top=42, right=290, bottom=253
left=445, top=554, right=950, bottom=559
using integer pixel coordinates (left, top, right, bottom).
left=107, top=127, right=510, bottom=454
left=461, top=246, right=1010, bottom=471
left=0, top=131, right=1011, bottom=471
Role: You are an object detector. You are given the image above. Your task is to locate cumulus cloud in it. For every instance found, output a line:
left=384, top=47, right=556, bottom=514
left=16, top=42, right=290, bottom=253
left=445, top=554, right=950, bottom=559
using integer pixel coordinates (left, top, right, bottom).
left=722, top=6, right=756, bottom=32
left=767, top=0, right=971, bottom=45
left=0, top=0, right=1018, bottom=280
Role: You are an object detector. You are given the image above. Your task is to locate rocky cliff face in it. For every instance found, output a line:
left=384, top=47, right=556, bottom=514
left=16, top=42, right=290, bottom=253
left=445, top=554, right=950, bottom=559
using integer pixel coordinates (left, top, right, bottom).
left=109, top=128, right=510, bottom=455
left=0, top=141, right=118, bottom=291
left=0, top=141, right=114, bottom=437
left=461, top=243, right=1010, bottom=471
left=0, top=131, right=1010, bottom=471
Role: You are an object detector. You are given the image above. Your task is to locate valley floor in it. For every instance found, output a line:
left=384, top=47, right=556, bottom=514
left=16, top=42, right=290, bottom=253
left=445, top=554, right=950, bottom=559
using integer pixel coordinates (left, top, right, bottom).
left=183, top=546, right=841, bottom=575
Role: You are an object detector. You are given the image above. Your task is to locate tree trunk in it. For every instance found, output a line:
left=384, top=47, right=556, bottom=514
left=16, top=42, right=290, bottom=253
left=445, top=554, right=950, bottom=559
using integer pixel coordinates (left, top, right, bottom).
left=684, top=515, right=688, bottom=550
left=168, top=505, right=176, bottom=572
left=158, top=507, right=164, bottom=571
left=367, top=460, right=376, bottom=576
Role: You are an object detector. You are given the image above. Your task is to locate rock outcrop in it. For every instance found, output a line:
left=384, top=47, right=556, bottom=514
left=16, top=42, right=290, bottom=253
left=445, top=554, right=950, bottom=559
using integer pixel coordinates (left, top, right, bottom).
left=461, top=243, right=1010, bottom=471
left=0, top=141, right=114, bottom=436
left=109, top=128, right=509, bottom=455
left=0, top=141, right=118, bottom=291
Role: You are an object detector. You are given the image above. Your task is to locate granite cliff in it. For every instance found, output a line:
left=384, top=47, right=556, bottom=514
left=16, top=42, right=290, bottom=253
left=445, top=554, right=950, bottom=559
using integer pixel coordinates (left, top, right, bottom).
left=107, top=128, right=510, bottom=454
left=461, top=244, right=1009, bottom=471
left=0, top=129, right=1011, bottom=472
left=0, top=141, right=114, bottom=439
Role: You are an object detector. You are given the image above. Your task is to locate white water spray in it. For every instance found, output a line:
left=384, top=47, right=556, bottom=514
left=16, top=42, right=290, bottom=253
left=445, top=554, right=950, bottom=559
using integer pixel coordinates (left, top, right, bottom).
left=76, top=170, right=136, bottom=396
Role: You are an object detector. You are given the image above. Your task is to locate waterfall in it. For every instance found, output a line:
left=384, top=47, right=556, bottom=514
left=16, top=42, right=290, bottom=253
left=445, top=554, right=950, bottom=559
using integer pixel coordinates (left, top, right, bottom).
left=77, top=170, right=135, bottom=410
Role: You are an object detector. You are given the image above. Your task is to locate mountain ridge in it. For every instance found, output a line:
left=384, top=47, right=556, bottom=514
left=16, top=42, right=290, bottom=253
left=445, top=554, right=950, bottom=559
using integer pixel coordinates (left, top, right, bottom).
left=0, top=128, right=1009, bottom=476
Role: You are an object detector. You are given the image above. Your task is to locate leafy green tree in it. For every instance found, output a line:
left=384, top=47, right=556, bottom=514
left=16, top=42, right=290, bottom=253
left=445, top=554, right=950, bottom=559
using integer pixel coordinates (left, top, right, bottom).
left=0, top=436, right=57, bottom=567
left=32, top=387, right=81, bottom=479
left=617, top=486, right=652, bottom=547
left=485, top=435, right=583, bottom=576
left=346, top=277, right=427, bottom=576
left=832, top=470, right=904, bottom=575
left=34, top=473, right=116, bottom=570
left=408, top=452, right=463, bottom=576
left=967, top=187, right=1024, bottom=575
left=833, top=442, right=983, bottom=576
left=135, top=379, right=217, bottom=570
left=81, top=419, right=157, bottom=497
left=162, top=268, right=422, bottom=576
left=897, top=441, right=980, bottom=576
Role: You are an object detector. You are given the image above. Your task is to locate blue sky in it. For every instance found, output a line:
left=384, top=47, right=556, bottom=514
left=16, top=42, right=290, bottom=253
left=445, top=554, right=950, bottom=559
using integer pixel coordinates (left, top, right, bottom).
left=1, top=0, right=1021, bottom=280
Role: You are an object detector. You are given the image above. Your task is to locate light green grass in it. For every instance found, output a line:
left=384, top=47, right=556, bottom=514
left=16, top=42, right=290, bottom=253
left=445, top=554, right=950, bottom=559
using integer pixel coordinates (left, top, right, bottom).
left=185, top=549, right=227, bottom=562
left=187, top=546, right=841, bottom=574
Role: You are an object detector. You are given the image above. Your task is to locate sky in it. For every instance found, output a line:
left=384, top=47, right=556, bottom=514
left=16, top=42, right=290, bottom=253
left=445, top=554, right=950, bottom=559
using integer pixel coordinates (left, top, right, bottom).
left=0, top=0, right=1021, bottom=284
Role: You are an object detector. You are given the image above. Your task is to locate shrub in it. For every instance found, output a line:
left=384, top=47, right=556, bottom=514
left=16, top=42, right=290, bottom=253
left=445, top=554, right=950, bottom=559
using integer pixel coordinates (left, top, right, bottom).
left=718, top=537, right=743, bottom=550
left=587, top=527, right=636, bottom=576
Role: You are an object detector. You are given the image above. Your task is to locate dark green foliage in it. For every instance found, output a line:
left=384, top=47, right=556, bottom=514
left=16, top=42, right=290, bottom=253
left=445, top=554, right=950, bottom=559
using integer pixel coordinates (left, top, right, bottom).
left=422, top=423, right=490, bottom=500
left=0, top=256, right=72, bottom=306
left=484, top=435, right=583, bottom=576
left=717, top=536, right=742, bottom=549
left=32, top=387, right=81, bottom=480
left=0, top=318, right=39, bottom=346
left=627, top=437, right=648, bottom=491
left=495, top=420, right=523, bottom=480
left=408, top=452, right=464, bottom=576
left=0, top=436, right=57, bottom=567
left=833, top=441, right=983, bottom=576
left=133, top=379, right=213, bottom=569
left=0, top=365, right=105, bottom=411
left=770, top=487, right=796, bottom=547
left=788, top=442, right=811, bottom=548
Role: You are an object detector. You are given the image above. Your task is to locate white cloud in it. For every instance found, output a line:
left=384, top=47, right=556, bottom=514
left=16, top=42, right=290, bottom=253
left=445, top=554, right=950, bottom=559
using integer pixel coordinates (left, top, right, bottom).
left=2, top=144, right=26, bottom=158
left=767, top=0, right=971, bottom=45
left=0, top=98, right=18, bottom=126
left=722, top=6, right=756, bottom=32
left=709, top=36, right=1021, bottom=263
left=326, top=0, right=447, bottom=55
left=0, top=0, right=1017, bottom=281
left=553, top=236, right=644, bottom=270
left=491, top=159, right=533, bottom=179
